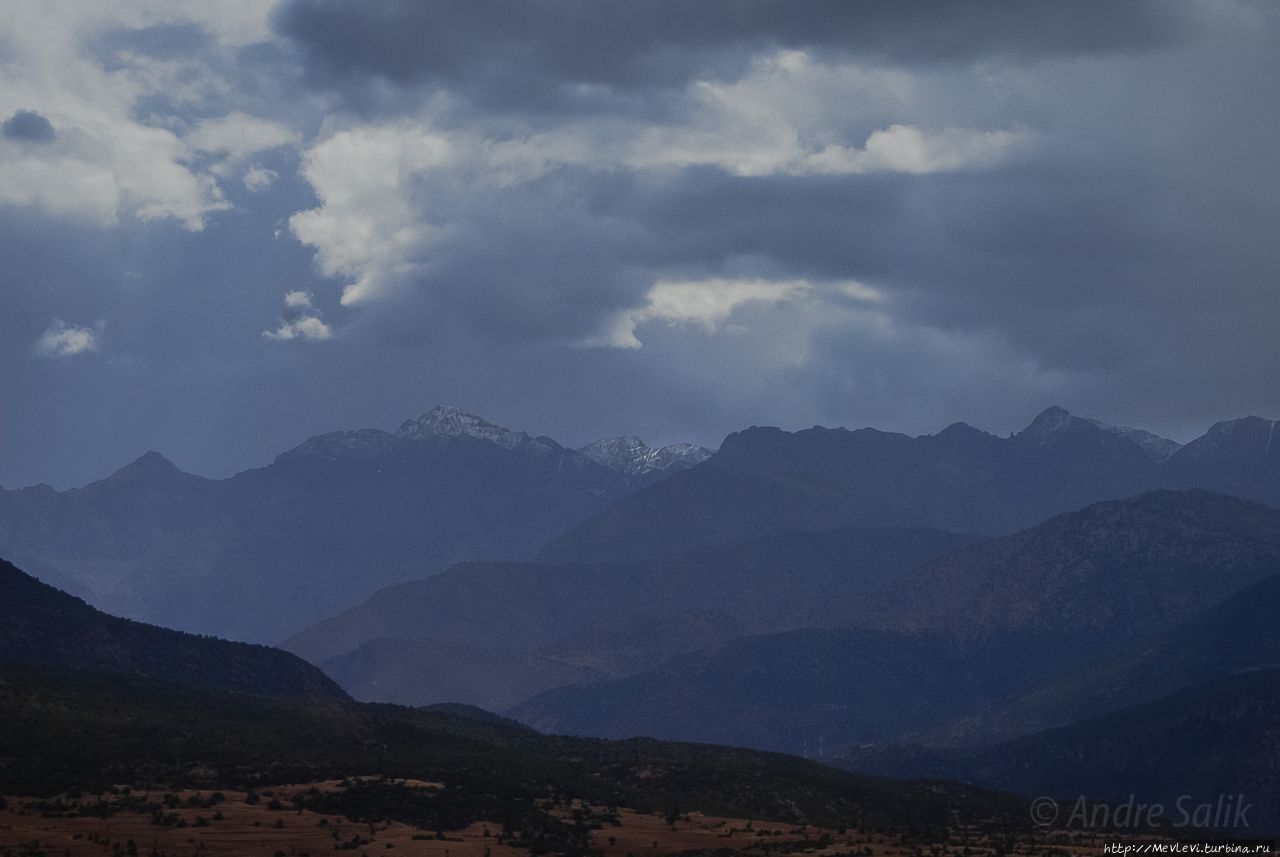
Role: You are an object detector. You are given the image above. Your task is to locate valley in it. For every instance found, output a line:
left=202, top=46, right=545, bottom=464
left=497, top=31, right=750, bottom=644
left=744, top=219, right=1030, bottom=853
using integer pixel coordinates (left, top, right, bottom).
left=3, top=406, right=1278, bottom=853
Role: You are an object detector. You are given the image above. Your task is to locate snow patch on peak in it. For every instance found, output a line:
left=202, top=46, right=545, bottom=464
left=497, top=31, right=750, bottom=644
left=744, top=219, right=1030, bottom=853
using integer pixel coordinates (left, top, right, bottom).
left=1180, top=416, right=1279, bottom=460
left=398, top=405, right=526, bottom=449
left=578, top=435, right=646, bottom=464
left=1018, top=406, right=1181, bottom=461
left=578, top=435, right=713, bottom=476
left=283, top=429, right=399, bottom=462
left=1080, top=418, right=1182, bottom=462
left=396, top=405, right=568, bottom=459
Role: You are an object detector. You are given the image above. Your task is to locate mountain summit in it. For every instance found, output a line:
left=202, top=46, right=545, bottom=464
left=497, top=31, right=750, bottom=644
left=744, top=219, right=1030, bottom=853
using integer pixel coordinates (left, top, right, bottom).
left=1174, top=415, right=1278, bottom=461
left=1016, top=406, right=1182, bottom=461
left=541, top=407, right=1276, bottom=563
left=397, top=405, right=544, bottom=451
left=395, top=406, right=716, bottom=476
left=577, top=435, right=713, bottom=476
left=106, top=450, right=190, bottom=482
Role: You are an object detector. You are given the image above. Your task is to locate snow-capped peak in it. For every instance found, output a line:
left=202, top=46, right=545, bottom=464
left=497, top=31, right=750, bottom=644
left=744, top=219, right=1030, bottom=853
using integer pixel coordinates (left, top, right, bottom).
left=397, top=405, right=531, bottom=450
left=577, top=435, right=713, bottom=476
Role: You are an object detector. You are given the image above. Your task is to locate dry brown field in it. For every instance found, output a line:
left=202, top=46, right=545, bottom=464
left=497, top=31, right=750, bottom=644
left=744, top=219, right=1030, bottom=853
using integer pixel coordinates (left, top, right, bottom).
left=0, top=781, right=1176, bottom=857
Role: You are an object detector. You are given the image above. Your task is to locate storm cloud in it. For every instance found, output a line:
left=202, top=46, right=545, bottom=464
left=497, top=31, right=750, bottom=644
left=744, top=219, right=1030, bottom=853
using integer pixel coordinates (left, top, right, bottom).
left=0, top=0, right=1277, bottom=489
left=276, top=0, right=1190, bottom=109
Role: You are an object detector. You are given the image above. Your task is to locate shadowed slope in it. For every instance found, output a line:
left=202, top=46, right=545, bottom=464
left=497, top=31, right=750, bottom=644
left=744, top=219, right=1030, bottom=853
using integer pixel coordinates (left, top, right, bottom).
left=0, top=556, right=346, bottom=699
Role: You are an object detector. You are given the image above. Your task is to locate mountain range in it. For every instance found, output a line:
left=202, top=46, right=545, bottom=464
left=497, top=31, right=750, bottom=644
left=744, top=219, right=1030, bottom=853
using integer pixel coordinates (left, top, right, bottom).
left=282, top=524, right=978, bottom=709
left=6, top=403, right=1274, bottom=649
left=503, top=487, right=1280, bottom=826
left=0, top=405, right=711, bottom=642
left=281, top=405, right=1278, bottom=718
left=541, top=407, right=1280, bottom=562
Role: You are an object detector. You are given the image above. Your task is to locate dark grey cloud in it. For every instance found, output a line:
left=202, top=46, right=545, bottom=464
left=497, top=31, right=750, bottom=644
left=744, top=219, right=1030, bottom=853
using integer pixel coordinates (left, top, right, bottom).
left=275, top=0, right=1189, bottom=110
left=2, top=109, right=55, bottom=143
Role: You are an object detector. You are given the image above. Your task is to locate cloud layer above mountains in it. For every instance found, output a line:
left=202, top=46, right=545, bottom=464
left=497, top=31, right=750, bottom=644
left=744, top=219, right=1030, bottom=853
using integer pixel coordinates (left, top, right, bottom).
left=2, top=0, right=1278, bottom=487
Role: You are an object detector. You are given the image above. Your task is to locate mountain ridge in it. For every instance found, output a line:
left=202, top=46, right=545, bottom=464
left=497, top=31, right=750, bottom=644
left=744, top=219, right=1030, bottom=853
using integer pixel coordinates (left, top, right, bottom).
left=282, top=523, right=981, bottom=699
left=577, top=434, right=714, bottom=476
left=540, top=406, right=1276, bottom=563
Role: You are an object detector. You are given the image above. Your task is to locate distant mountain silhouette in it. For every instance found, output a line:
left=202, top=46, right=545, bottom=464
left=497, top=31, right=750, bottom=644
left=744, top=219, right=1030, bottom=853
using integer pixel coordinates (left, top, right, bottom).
left=512, top=491, right=1280, bottom=755
left=0, top=406, right=708, bottom=642
left=0, top=556, right=344, bottom=699
left=540, top=407, right=1279, bottom=563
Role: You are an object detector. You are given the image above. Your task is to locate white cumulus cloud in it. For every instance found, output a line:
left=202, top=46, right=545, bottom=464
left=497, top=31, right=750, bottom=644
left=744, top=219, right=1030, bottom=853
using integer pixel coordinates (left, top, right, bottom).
left=588, top=277, right=884, bottom=349
left=30, top=318, right=105, bottom=359
left=289, top=124, right=453, bottom=306
left=241, top=164, right=278, bottom=192
left=804, top=124, right=1019, bottom=175
left=263, top=291, right=333, bottom=341
left=0, top=2, right=282, bottom=229
left=188, top=112, right=298, bottom=181
left=617, top=51, right=1019, bottom=177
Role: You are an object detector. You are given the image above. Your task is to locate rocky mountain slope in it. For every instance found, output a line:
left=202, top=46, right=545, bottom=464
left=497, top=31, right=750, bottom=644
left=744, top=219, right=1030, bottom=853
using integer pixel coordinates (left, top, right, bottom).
left=283, top=524, right=979, bottom=706
left=512, top=491, right=1280, bottom=755
left=576, top=435, right=713, bottom=476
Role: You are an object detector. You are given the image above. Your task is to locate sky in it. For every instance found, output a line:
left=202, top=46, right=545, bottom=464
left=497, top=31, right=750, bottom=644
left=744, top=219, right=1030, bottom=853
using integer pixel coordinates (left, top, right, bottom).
left=2, top=0, right=1278, bottom=489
